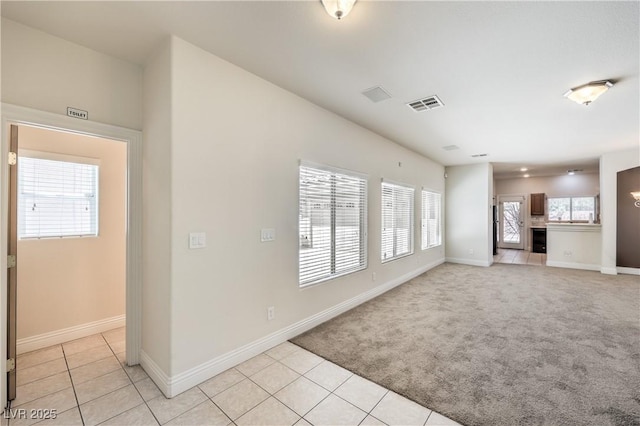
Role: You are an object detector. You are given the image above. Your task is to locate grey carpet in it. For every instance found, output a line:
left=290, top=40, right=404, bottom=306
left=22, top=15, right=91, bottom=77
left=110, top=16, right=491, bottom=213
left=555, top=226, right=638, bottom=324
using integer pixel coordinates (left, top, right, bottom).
left=291, top=263, right=640, bottom=426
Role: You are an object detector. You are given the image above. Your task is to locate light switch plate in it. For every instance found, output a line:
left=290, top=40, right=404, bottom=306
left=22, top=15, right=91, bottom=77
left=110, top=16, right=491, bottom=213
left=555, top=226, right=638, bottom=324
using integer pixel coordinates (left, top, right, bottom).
left=189, top=232, right=206, bottom=249
left=261, top=228, right=276, bottom=242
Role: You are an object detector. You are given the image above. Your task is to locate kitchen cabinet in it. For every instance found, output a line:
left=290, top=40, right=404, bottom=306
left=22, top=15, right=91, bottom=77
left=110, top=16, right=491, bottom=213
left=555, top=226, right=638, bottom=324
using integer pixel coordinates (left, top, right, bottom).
left=531, top=193, right=545, bottom=216
left=532, top=228, right=547, bottom=253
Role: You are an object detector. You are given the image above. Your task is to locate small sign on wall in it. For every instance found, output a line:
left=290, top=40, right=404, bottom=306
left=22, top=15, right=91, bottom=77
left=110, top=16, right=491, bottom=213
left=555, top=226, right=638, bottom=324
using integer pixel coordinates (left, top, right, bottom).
left=67, top=107, right=88, bottom=120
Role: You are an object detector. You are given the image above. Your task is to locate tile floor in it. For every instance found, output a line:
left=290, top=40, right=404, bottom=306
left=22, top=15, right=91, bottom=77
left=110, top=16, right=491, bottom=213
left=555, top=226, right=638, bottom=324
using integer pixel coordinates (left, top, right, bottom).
left=493, top=248, right=546, bottom=266
left=4, top=328, right=462, bottom=426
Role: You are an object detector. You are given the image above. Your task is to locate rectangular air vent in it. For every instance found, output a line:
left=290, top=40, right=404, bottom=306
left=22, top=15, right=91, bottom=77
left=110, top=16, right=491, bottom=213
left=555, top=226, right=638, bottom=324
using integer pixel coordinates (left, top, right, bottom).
left=471, top=153, right=488, bottom=158
left=362, top=86, right=392, bottom=103
left=442, top=145, right=460, bottom=151
left=407, top=95, right=444, bottom=112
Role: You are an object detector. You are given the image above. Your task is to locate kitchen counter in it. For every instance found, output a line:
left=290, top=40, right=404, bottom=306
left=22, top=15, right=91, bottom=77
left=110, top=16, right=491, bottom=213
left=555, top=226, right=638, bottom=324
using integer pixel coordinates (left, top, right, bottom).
left=546, top=223, right=601, bottom=271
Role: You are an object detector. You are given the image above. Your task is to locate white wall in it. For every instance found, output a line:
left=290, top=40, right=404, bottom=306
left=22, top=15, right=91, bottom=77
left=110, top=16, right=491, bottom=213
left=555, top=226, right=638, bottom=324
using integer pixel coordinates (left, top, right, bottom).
left=546, top=224, right=602, bottom=270
left=144, top=37, right=445, bottom=388
left=1, top=18, right=142, bottom=130
left=141, top=39, right=173, bottom=375
left=600, top=147, right=640, bottom=274
left=445, top=163, right=493, bottom=266
left=16, top=125, right=126, bottom=342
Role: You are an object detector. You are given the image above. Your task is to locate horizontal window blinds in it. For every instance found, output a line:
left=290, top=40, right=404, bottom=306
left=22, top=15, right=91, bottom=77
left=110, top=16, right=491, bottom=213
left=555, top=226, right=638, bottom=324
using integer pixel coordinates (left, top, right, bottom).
left=381, top=181, right=414, bottom=262
left=18, top=156, right=99, bottom=239
left=422, top=190, right=442, bottom=249
left=299, top=165, right=367, bottom=286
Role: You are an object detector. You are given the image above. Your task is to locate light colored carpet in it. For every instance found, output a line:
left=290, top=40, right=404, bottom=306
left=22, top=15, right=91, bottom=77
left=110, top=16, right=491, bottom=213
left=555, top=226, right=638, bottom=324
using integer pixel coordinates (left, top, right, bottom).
left=291, top=263, right=640, bottom=426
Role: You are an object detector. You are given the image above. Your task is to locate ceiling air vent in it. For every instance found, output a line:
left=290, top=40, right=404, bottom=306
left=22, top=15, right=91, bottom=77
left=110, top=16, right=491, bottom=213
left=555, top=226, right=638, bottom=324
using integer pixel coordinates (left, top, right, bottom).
left=407, top=95, right=444, bottom=112
left=362, top=86, right=392, bottom=103
left=442, top=145, right=460, bottom=151
left=471, top=153, right=489, bottom=158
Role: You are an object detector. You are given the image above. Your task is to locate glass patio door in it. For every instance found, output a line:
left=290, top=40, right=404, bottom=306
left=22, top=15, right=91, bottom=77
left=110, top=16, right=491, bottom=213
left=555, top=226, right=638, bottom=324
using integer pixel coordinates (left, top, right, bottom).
left=498, top=196, right=525, bottom=249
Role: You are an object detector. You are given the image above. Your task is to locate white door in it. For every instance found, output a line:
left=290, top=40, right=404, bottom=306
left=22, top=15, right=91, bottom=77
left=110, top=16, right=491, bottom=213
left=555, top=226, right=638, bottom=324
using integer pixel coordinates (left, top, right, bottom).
left=498, top=196, right=525, bottom=249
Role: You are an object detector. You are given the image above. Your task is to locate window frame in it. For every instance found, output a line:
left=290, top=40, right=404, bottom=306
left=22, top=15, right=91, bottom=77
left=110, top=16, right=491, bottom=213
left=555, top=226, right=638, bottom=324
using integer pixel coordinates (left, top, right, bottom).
left=547, top=195, right=597, bottom=223
left=298, top=162, right=368, bottom=287
left=381, top=179, right=415, bottom=263
left=18, top=150, right=100, bottom=240
left=421, top=189, right=442, bottom=250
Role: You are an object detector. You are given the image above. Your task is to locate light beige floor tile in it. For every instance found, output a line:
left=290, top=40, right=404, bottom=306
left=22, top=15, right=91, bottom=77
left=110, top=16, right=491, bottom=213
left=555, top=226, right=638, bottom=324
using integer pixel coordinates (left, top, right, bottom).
left=102, top=327, right=125, bottom=345
left=122, top=364, right=149, bottom=383
left=11, top=388, right=77, bottom=426
left=236, top=397, right=300, bottom=426
left=212, top=379, right=269, bottom=420
left=75, top=369, right=131, bottom=404
left=527, top=253, right=542, bottom=265
left=17, top=346, right=64, bottom=370
left=165, top=400, right=231, bottom=426
left=70, top=356, right=121, bottom=385
left=146, top=387, right=207, bottom=425
left=274, top=377, right=329, bottom=416
left=305, top=361, right=353, bottom=391
left=198, top=368, right=245, bottom=398
left=370, top=391, right=431, bottom=426
left=80, top=384, right=143, bottom=426
left=33, top=407, right=83, bottom=426
left=235, top=354, right=275, bottom=377
left=116, top=352, right=127, bottom=365
left=66, top=345, right=114, bottom=369
left=265, top=342, right=300, bottom=360
left=100, top=403, right=159, bottom=426
left=425, top=411, right=462, bottom=425
left=294, top=419, right=312, bottom=426
left=108, top=340, right=126, bottom=354
left=304, top=394, right=366, bottom=426
left=250, top=362, right=299, bottom=394
left=14, top=372, right=72, bottom=407
left=360, top=415, right=387, bottom=426
left=62, top=335, right=108, bottom=356
left=17, top=358, right=68, bottom=387
left=134, top=377, right=164, bottom=401
left=280, top=350, right=323, bottom=375
left=334, top=375, right=387, bottom=412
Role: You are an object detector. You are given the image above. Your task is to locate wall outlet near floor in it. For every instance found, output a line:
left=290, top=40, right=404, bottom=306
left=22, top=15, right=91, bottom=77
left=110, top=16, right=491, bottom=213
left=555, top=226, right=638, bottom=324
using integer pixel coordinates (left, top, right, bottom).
left=372, top=272, right=377, bottom=282
left=563, top=250, right=573, bottom=257
left=468, top=248, right=474, bottom=255
left=267, top=306, right=275, bottom=321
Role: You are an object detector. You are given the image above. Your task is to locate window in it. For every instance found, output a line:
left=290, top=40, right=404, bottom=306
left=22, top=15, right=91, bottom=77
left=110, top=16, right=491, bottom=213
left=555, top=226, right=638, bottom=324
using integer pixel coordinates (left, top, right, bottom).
left=547, top=196, right=596, bottom=222
left=18, top=155, right=99, bottom=239
left=381, top=181, right=414, bottom=262
left=299, top=164, right=367, bottom=286
left=421, top=190, right=442, bottom=249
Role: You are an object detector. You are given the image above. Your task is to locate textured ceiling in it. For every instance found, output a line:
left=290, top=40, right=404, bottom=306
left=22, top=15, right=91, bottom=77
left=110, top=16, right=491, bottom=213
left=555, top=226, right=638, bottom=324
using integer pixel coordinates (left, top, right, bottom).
left=2, top=1, right=638, bottom=178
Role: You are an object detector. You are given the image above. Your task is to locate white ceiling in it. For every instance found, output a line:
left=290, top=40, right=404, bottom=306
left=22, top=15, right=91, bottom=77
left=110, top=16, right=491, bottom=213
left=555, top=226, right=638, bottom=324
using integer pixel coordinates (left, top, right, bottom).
left=2, top=1, right=638, bottom=178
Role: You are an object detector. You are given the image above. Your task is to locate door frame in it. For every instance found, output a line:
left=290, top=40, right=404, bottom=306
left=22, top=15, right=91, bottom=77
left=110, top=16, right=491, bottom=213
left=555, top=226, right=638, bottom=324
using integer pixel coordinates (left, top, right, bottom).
left=0, top=103, right=142, bottom=407
left=497, top=194, right=526, bottom=250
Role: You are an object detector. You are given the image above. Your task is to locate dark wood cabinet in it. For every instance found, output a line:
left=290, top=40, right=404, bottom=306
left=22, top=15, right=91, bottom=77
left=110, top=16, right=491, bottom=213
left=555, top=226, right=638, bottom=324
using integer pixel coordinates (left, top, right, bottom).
left=532, top=228, right=547, bottom=253
left=531, top=193, right=545, bottom=216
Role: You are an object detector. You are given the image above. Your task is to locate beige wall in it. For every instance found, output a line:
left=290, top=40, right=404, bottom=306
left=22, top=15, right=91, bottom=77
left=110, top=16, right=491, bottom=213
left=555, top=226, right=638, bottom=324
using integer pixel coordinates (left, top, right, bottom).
left=17, top=125, right=126, bottom=339
left=1, top=18, right=143, bottom=130
left=144, top=37, right=445, bottom=380
left=495, top=173, right=600, bottom=199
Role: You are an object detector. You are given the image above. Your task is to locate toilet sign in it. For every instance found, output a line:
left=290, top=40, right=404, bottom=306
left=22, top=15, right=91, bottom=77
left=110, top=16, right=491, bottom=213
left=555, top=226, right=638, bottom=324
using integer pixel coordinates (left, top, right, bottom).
left=67, top=107, right=88, bottom=120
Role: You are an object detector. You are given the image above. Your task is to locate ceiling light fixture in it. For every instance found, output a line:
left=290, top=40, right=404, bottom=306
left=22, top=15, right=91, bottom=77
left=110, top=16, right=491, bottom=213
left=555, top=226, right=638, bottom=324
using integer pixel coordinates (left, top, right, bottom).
left=523, top=174, right=530, bottom=178
left=321, top=0, right=356, bottom=20
left=563, top=80, right=613, bottom=106
left=568, top=170, right=576, bottom=175
left=520, top=167, right=528, bottom=172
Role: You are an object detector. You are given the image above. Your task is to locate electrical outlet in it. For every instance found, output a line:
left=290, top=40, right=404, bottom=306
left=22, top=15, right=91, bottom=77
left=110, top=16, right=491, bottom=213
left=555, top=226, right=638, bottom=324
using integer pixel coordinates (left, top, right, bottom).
left=267, top=306, right=275, bottom=321
left=372, top=272, right=376, bottom=282
left=564, top=250, right=573, bottom=257
left=469, top=248, right=474, bottom=255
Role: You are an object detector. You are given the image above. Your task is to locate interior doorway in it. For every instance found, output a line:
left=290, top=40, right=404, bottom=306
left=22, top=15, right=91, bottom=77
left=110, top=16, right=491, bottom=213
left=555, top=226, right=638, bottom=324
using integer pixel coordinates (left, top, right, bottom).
left=1, top=104, right=142, bottom=409
left=498, top=195, right=525, bottom=250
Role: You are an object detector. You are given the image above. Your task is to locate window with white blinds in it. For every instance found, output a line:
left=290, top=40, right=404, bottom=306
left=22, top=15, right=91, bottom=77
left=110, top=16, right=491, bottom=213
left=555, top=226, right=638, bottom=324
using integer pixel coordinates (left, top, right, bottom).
left=299, top=164, right=367, bottom=287
left=421, top=190, right=442, bottom=249
left=381, top=181, right=414, bottom=262
left=18, top=156, right=99, bottom=239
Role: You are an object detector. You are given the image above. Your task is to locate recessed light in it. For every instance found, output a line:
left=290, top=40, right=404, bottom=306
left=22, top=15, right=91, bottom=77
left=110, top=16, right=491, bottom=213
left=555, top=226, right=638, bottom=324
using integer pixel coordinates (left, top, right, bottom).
left=520, top=167, right=528, bottom=172
left=523, top=174, right=530, bottom=178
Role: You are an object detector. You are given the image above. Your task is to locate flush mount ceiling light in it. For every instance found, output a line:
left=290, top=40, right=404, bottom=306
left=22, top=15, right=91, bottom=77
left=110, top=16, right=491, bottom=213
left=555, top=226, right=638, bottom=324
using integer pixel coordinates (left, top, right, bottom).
left=321, top=0, right=356, bottom=20
left=563, top=80, right=613, bottom=106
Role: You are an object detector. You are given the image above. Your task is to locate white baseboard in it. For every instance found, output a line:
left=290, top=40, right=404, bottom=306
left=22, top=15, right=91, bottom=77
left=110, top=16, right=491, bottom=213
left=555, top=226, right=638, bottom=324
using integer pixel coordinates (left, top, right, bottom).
left=17, top=315, right=125, bottom=355
left=148, top=258, right=444, bottom=398
left=446, top=257, right=491, bottom=267
left=546, top=260, right=601, bottom=272
left=617, top=267, right=640, bottom=276
left=600, top=266, right=618, bottom=275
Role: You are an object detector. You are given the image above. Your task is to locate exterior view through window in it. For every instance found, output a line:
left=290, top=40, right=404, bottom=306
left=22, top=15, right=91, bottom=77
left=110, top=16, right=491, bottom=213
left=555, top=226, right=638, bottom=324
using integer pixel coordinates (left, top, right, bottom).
left=421, top=190, right=442, bottom=249
left=299, top=164, right=367, bottom=286
left=548, top=197, right=595, bottom=222
left=381, top=181, right=414, bottom=262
